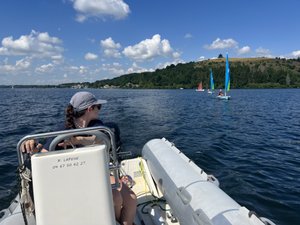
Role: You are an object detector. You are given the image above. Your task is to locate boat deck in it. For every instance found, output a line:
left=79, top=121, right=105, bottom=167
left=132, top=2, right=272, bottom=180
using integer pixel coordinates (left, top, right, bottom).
left=121, top=157, right=180, bottom=225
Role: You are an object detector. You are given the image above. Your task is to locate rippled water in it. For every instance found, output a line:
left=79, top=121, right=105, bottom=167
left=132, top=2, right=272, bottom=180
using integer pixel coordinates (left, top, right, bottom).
left=0, top=88, right=299, bottom=225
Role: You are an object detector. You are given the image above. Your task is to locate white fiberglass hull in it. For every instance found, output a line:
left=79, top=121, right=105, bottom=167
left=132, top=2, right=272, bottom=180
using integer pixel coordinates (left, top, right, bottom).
left=217, top=95, right=230, bottom=100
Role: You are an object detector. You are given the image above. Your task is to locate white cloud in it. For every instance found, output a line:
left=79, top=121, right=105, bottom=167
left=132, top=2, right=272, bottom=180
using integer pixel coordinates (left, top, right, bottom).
left=100, top=62, right=153, bottom=76
left=37, top=32, right=61, bottom=44
left=127, top=62, right=152, bottom=74
left=109, top=67, right=125, bottom=75
left=198, top=56, right=205, bottom=61
left=3, top=57, right=8, bottom=64
left=0, top=30, right=63, bottom=58
left=184, top=33, right=193, bottom=39
left=16, top=58, right=31, bottom=69
left=102, top=63, right=125, bottom=75
left=205, top=38, right=238, bottom=50
left=100, top=37, right=121, bottom=58
left=123, top=34, right=177, bottom=61
left=51, top=55, right=64, bottom=64
left=161, top=39, right=172, bottom=53
left=35, top=63, right=54, bottom=73
left=101, top=37, right=121, bottom=49
left=112, top=62, right=121, bottom=67
left=72, top=0, right=130, bottom=22
left=256, top=47, right=271, bottom=57
left=157, top=59, right=185, bottom=69
left=237, top=46, right=251, bottom=55
left=104, top=48, right=121, bottom=58
left=0, top=57, right=31, bottom=73
left=51, top=55, right=63, bottom=60
left=291, top=50, right=300, bottom=58
left=85, top=52, right=98, bottom=60
left=69, top=66, right=79, bottom=70
left=79, top=65, right=87, bottom=74
left=172, top=51, right=181, bottom=58
left=66, top=65, right=88, bottom=75
left=0, top=64, right=15, bottom=72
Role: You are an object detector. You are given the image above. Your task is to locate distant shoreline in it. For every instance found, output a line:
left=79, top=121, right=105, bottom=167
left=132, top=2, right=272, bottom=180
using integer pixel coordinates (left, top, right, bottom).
left=1, top=86, right=299, bottom=89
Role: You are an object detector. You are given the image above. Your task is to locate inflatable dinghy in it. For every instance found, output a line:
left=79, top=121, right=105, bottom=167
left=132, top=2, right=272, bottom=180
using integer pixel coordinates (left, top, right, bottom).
left=0, top=127, right=275, bottom=225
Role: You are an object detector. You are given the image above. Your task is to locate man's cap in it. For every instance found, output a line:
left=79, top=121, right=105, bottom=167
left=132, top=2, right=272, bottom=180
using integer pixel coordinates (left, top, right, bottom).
left=70, top=91, right=107, bottom=112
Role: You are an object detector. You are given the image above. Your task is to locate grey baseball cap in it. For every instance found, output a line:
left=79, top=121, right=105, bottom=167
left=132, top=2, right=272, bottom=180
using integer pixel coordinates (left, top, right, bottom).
left=70, top=91, right=107, bottom=112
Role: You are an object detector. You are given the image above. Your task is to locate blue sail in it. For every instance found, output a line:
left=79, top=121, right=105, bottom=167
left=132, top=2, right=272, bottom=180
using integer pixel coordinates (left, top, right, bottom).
left=225, top=53, right=230, bottom=93
left=210, top=69, right=214, bottom=90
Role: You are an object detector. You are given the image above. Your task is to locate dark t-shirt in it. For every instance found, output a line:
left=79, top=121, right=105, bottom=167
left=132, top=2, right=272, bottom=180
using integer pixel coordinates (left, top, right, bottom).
left=43, top=119, right=121, bottom=151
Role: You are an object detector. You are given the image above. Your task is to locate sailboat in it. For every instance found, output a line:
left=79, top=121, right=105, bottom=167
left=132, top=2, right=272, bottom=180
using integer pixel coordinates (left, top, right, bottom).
left=217, top=53, right=231, bottom=100
left=207, top=69, right=214, bottom=94
left=195, top=81, right=205, bottom=92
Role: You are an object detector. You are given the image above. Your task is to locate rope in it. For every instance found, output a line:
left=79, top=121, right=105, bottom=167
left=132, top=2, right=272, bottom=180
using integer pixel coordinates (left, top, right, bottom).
left=137, top=197, right=167, bottom=214
left=17, top=165, right=29, bottom=225
left=18, top=164, right=35, bottom=224
left=20, top=202, right=28, bottom=225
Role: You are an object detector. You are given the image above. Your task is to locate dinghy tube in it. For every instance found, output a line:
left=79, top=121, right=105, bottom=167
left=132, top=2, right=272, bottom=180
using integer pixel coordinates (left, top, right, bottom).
left=142, top=138, right=274, bottom=225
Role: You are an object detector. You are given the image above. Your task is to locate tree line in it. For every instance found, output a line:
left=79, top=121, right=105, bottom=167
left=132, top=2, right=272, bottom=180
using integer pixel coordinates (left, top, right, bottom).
left=85, top=57, right=300, bottom=89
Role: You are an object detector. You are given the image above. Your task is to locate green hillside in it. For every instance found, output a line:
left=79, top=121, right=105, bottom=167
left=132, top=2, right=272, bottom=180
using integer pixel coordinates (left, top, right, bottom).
left=70, top=57, right=300, bottom=89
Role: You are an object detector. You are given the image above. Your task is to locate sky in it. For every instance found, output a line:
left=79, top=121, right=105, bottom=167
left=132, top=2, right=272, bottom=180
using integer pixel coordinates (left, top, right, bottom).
left=0, top=0, right=299, bottom=85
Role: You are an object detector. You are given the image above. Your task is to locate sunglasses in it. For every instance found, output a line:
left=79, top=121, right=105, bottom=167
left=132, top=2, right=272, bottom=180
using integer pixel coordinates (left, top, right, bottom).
left=94, top=104, right=101, bottom=110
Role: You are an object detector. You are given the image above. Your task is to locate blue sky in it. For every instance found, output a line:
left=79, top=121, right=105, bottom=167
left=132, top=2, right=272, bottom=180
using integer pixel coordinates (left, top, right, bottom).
left=0, top=0, right=299, bottom=85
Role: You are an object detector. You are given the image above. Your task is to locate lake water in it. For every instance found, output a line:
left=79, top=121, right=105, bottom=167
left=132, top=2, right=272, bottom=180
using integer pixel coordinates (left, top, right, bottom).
left=0, top=88, right=299, bottom=225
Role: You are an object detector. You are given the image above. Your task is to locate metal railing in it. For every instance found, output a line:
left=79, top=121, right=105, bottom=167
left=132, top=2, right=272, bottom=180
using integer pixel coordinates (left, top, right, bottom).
left=16, top=126, right=120, bottom=189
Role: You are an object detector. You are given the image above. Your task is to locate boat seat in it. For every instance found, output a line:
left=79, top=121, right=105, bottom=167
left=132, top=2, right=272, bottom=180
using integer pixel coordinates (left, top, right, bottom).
left=31, top=144, right=115, bottom=225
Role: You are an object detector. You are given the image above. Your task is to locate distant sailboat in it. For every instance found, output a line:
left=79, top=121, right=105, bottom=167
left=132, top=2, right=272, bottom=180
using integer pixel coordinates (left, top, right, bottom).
left=207, top=69, right=214, bottom=94
left=196, top=81, right=205, bottom=92
left=217, top=53, right=231, bottom=100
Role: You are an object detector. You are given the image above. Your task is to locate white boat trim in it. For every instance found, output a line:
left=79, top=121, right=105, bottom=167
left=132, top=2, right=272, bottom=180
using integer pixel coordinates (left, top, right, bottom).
left=217, top=95, right=231, bottom=100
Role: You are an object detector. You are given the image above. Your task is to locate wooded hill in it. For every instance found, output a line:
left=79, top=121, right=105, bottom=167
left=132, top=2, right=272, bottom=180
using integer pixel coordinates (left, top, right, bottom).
left=69, top=57, right=300, bottom=89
